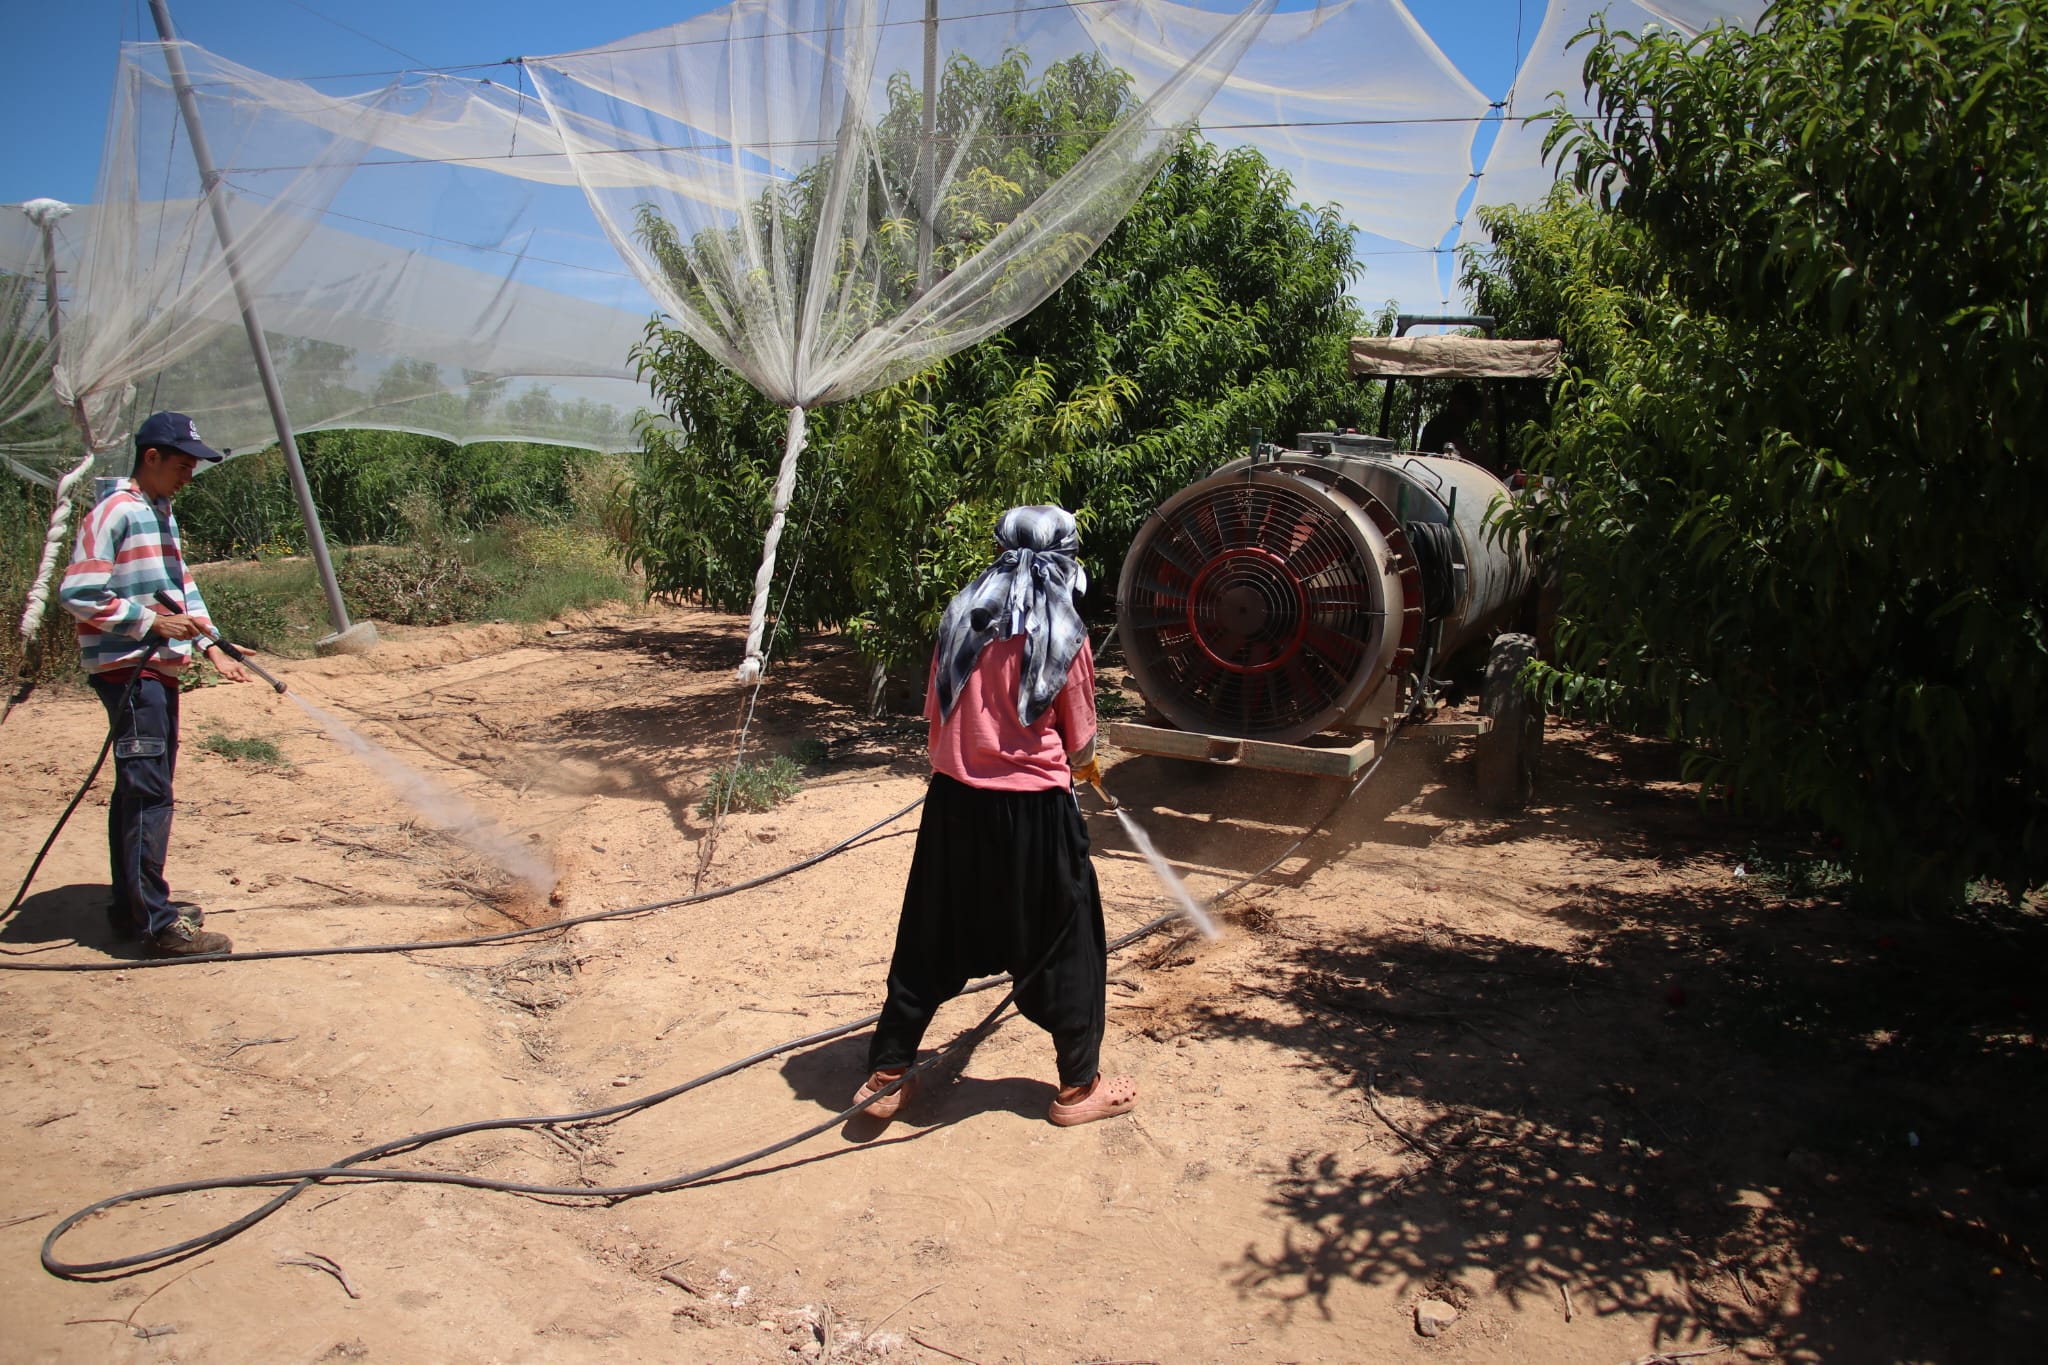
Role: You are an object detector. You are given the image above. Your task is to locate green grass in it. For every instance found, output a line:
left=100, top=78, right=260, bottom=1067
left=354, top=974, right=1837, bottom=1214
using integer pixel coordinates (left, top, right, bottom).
left=697, top=754, right=805, bottom=818
left=1740, top=842, right=1854, bottom=901
left=472, top=523, right=638, bottom=624
left=199, top=733, right=288, bottom=766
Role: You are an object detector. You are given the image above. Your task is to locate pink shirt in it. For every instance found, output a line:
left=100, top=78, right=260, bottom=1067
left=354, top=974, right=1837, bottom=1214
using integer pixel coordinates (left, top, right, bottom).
left=926, top=636, right=1097, bottom=792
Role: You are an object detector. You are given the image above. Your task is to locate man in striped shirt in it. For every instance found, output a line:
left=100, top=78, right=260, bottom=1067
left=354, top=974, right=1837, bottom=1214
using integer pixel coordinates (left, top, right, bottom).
left=60, top=411, right=253, bottom=956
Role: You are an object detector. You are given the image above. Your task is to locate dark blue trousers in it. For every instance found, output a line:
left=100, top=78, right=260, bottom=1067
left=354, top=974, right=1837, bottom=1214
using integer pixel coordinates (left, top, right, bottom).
left=88, top=671, right=181, bottom=938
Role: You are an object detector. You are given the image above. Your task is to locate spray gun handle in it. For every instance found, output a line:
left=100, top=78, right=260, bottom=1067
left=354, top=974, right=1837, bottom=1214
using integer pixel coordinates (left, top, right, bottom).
left=1071, top=756, right=1118, bottom=810
left=152, top=591, right=289, bottom=694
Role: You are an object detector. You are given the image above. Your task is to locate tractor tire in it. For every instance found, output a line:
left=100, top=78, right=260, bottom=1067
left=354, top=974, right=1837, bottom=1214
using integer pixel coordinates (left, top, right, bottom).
left=1475, top=631, right=1541, bottom=810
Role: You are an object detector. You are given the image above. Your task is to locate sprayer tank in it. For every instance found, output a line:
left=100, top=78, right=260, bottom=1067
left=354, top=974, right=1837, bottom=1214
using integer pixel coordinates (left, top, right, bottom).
left=1115, top=447, right=1535, bottom=743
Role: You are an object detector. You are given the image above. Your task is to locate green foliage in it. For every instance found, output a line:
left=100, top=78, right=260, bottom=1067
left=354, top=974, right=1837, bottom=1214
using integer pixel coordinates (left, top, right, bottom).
left=696, top=753, right=805, bottom=818
left=1469, top=0, right=2048, bottom=906
left=339, top=546, right=501, bottom=627
left=0, top=476, right=80, bottom=685
left=196, top=577, right=295, bottom=654
left=627, top=52, right=1368, bottom=678
left=175, top=432, right=613, bottom=561
left=199, top=732, right=287, bottom=766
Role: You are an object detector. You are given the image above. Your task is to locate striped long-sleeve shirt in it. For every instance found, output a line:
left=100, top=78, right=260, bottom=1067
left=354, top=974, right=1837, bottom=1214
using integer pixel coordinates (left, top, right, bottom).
left=59, top=479, right=217, bottom=678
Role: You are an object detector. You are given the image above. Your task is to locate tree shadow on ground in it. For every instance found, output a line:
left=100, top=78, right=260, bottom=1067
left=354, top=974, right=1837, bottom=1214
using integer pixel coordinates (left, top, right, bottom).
left=1191, top=775, right=2048, bottom=1361
left=454, top=621, right=927, bottom=842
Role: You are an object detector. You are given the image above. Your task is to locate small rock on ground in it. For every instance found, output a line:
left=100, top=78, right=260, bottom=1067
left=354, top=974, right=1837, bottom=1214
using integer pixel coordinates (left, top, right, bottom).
left=1415, top=1297, right=1459, bottom=1338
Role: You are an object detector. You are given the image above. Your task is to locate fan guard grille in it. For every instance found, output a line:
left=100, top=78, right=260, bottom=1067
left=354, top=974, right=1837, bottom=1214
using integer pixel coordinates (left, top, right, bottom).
left=1121, top=474, right=1384, bottom=740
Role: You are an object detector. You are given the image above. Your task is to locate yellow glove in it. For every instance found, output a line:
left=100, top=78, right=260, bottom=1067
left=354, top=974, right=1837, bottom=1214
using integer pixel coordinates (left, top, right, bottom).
left=1071, top=756, right=1104, bottom=790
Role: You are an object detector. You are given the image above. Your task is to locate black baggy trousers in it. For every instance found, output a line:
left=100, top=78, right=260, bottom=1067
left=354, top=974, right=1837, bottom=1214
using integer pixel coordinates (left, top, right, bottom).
left=869, top=772, right=1108, bottom=1087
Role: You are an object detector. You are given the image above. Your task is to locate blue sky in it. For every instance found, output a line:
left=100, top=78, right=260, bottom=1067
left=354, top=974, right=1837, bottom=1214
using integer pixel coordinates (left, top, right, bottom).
left=4, top=1, right=1541, bottom=206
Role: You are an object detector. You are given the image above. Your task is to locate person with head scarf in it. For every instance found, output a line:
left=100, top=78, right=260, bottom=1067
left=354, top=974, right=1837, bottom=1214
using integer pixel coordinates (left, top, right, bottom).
left=855, top=505, right=1137, bottom=1128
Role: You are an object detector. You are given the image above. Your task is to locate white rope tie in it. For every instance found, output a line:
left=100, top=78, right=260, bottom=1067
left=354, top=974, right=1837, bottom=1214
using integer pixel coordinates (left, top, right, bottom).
left=737, top=403, right=807, bottom=684
left=16, top=451, right=96, bottom=644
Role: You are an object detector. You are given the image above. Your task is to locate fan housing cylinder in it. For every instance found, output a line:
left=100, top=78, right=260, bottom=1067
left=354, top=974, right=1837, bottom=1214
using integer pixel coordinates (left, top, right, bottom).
left=1116, top=450, right=1530, bottom=743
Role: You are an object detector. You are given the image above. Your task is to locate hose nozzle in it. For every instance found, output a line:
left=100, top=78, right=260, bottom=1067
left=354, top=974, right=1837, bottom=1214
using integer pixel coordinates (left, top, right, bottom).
left=1072, top=756, right=1118, bottom=810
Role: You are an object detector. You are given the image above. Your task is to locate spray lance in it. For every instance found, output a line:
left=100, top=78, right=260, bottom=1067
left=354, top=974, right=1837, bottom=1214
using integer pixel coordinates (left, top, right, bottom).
left=1072, top=752, right=1222, bottom=942
left=154, top=591, right=287, bottom=694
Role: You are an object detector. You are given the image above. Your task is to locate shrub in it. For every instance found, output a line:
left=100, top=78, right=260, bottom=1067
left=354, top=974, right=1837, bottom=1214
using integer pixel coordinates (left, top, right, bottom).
left=696, top=754, right=804, bottom=818
left=1470, top=0, right=2048, bottom=907
left=339, top=546, right=501, bottom=627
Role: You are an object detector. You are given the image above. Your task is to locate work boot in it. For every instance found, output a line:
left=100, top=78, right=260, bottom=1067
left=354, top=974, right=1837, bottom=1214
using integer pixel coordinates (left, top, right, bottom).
left=147, top=920, right=232, bottom=957
left=105, top=903, right=146, bottom=941
left=108, top=902, right=204, bottom=942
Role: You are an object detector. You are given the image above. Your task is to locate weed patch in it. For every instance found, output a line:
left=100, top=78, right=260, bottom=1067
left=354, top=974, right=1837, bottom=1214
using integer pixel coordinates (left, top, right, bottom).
left=697, top=754, right=804, bottom=818
left=197, top=579, right=295, bottom=653
left=339, top=546, right=502, bottom=627
left=200, top=733, right=288, bottom=766
left=1739, top=841, right=1854, bottom=901
left=1, top=479, right=82, bottom=688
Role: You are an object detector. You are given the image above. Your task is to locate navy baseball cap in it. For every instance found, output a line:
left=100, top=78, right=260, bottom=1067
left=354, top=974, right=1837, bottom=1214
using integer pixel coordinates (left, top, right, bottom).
left=134, top=411, right=225, bottom=463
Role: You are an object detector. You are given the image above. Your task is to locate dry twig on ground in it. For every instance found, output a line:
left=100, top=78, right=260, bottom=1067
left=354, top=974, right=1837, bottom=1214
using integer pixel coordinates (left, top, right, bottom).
left=280, top=1251, right=361, bottom=1299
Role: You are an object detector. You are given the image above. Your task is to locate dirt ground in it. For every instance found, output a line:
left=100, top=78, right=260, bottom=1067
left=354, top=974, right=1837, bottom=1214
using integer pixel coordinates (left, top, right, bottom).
left=2, top=602, right=2044, bottom=1365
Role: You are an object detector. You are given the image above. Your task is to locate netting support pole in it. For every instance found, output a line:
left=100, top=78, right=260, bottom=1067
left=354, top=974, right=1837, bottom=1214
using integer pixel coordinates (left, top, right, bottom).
left=148, top=0, right=366, bottom=650
left=4, top=202, right=98, bottom=726
left=915, top=0, right=938, bottom=291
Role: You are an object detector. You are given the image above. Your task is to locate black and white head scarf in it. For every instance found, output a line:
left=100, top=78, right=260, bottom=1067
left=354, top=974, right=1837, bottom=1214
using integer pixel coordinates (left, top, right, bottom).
left=933, top=505, right=1089, bottom=726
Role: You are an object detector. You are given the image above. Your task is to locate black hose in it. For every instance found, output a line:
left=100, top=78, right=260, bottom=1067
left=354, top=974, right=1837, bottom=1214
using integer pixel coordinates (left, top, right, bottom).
left=37, top=758, right=1373, bottom=1280
left=0, top=798, right=925, bottom=972
left=1403, top=520, right=1459, bottom=624
left=6, top=642, right=164, bottom=918
left=41, top=897, right=1177, bottom=1280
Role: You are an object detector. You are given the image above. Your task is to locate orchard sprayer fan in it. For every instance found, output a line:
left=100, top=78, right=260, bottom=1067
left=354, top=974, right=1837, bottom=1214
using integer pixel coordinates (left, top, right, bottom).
left=1110, top=323, right=1561, bottom=807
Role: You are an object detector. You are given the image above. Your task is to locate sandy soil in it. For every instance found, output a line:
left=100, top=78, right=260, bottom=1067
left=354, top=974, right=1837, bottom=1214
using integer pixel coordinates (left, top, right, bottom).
left=2, top=602, right=2043, bottom=1365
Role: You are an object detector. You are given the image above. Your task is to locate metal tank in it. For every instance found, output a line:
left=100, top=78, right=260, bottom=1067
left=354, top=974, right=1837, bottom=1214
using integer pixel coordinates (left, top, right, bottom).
left=1115, top=444, right=1533, bottom=745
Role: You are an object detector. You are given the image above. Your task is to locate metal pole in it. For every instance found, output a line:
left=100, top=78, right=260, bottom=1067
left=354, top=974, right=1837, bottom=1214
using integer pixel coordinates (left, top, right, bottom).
left=22, top=199, right=96, bottom=445
left=915, top=0, right=938, bottom=291
left=5, top=201, right=100, bottom=725
left=147, top=0, right=366, bottom=648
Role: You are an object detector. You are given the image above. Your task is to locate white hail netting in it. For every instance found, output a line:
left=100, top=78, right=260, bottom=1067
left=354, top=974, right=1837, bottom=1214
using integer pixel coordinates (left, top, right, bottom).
left=1456, top=0, right=1767, bottom=264
left=1152, top=0, right=1766, bottom=310
left=1, top=0, right=1768, bottom=669
left=0, top=41, right=660, bottom=473
left=1076, top=0, right=1483, bottom=312
left=0, top=205, right=77, bottom=489
left=522, top=0, right=1278, bottom=677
